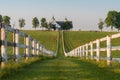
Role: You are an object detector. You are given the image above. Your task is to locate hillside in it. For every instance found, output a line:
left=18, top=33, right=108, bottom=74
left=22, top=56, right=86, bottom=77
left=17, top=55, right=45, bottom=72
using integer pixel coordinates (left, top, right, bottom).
left=63, top=31, right=120, bottom=57
left=22, top=30, right=58, bottom=53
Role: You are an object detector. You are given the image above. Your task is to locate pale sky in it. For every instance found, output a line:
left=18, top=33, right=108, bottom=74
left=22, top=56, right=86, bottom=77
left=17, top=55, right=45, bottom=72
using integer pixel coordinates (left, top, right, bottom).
left=0, top=0, right=120, bottom=30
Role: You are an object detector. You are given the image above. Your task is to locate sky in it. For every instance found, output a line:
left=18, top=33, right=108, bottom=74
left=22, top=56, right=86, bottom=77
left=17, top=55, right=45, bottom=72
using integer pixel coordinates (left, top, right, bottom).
left=0, top=0, right=120, bottom=30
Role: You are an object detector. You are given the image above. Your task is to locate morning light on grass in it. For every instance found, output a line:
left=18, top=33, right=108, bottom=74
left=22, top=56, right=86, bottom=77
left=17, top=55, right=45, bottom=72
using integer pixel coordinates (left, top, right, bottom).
left=1, top=0, right=120, bottom=80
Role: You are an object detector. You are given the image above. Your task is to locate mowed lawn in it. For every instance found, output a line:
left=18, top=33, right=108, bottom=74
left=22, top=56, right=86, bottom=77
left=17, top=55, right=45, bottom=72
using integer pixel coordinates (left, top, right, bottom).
left=0, top=30, right=58, bottom=79
left=4, top=30, right=58, bottom=55
left=3, top=57, right=120, bottom=80
left=63, top=31, right=120, bottom=57
left=2, top=31, right=120, bottom=80
left=23, top=30, right=58, bottom=52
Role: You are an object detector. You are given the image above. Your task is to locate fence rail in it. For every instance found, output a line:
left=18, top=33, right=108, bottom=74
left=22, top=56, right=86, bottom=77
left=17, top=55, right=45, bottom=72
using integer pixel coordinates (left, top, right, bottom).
left=0, top=24, right=55, bottom=64
left=64, top=32, right=120, bottom=65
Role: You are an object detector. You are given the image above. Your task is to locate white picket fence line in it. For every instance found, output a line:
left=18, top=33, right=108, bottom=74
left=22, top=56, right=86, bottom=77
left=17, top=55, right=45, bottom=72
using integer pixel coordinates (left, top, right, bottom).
left=64, top=32, right=120, bottom=65
left=0, top=24, right=56, bottom=63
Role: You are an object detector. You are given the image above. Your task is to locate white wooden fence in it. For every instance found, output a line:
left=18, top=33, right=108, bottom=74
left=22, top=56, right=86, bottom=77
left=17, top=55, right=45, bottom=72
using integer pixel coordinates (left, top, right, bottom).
left=0, top=24, right=55, bottom=64
left=64, top=32, right=120, bottom=65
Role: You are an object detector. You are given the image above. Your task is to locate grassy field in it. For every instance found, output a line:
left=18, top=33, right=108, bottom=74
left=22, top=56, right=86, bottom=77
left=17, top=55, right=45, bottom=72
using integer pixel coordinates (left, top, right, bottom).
left=23, top=30, right=58, bottom=53
left=5, top=30, right=58, bottom=55
left=63, top=31, right=120, bottom=57
left=0, top=57, right=41, bottom=79
left=3, top=58, right=120, bottom=80
left=0, top=30, right=58, bottom=79
left=2, top=31, right=120, bottom=80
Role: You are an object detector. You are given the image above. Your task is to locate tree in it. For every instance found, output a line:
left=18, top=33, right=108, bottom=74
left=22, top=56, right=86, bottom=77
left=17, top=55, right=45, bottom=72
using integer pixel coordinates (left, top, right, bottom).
left=0, top=15, right=3, bottom=23
left=3, top=16, right=11, bottom=26
left=40, top=18, right=48, bottom=29
left=48, top=22, right=52, bottom=30
left=19, top=18, right=25, bottom=29
left=98, top=19, right=104, bottom=31
left=32, top=17, right=39, bottom=30
left=114, top=12, right=120, bottom=31
left=105, top=10, right=118, bottom=30
left=62, top=18, right=73, bottom=30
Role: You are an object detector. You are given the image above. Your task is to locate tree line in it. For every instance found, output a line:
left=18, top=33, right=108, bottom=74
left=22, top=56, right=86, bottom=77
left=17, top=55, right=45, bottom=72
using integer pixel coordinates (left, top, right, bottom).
left=98, top=10, right=120, bottom=31
left=0, top=15, right=72, bottom=30
left=0, top=15, right=51, bottom=30
left=2, top=10, right=119, bottom=31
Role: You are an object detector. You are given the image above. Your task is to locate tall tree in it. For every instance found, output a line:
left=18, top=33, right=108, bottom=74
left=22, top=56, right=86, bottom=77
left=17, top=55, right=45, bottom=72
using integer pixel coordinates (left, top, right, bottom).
left=40, top=18, right=48, bottom=29
left=32, top=17, right=39, bottom=30
left=98, top=19, right=104, bottom=31
left=3, top=16, right=11, bottom=26
left=0, top=15, right=3, bottom=23
left=114, top=12, right=120, bottom=31
left=48, top=22, right=52, bottom=30
left=19, top=18, right=25, bottom=29
left=62, top=18, right=73, bottom=30
left=105, top=10, right=118, bottom=30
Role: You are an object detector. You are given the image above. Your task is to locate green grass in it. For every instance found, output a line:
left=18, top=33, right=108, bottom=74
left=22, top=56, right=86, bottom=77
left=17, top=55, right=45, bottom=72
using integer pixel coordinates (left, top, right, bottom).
left=63, top=31, right=120, bottom=57
left=63, top=31, right=118, bottom=52
left=5, top=30, right=58, bottom=55
left=2, top=58, right=120, bottom=80
left=57, top=31, right=65, bottom=58
left=0, top=30, right=58, bottom=79
left=0, top=57, right=41, bottom=79
left=23, top=30, right=58, bottom=53
left=1, top=31, right=120, bottom=80
left=2, top=31, right=120, bottom=80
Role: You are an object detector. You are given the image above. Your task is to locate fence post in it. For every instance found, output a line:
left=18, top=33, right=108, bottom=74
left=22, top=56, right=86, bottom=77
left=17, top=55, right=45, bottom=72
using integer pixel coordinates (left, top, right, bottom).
left=79, top=46, right=82, bottom=57
left=76, top=49, right=78, bottom=57
left=107, top=36, right=111, bottom=65
left=78, top=47, right=80, bottom=57
left=72, top=50, right=74, bottom=56
left=42, top=46, right=44, bottom=56
left=34, top=40, right=37, bottom=55
left=32, top=40, right=35, bottom=56
left=90, top=42, right=93, bottom=59
left=77, top=48, right=79, bottom=57
left=36, top=42, right=40, bottom=55
left=15, top=30, right=20, bottom=62
left=96, top=39, right=100, bottom=62
left=13, top=31, right=15, bottom=61
left=86, top=44, right=88, bottom=58
left=40, top=44, right=44, bottom=56
left=25, top=35, right=30, bottom=59
left=75, top=49, right=77, bottom=57
left=39, top=44, right=41, bottom=52
left=81, top=46, right=83, bottom=57
left=78, top=48, right=79, bottom=57
left=1, top=25, right=7, bottom=63
left=82, top=45, right=85, bottom=57
left=73, top=49, right=75, bottom=56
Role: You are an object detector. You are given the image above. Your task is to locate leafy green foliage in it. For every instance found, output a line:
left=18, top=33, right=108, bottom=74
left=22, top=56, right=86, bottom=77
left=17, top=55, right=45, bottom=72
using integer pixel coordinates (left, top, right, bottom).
left=40, top=18, right=48, bottom=29
left=48, top=22, right=53, bottom=30
left=32, top=17, right=39, bottom=30
left=98, top=19, right=104, bottom=31
left=0, top=15, right=3, bottom=23
left=19, top=18, right=25, bottom=29
left=114, top=12, right=120, bottom=31
left=62, top=21, right=73, bottom=30
left=3, top=16, right=11, bottom=26
left=105, top=10, right=120, bottom=30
